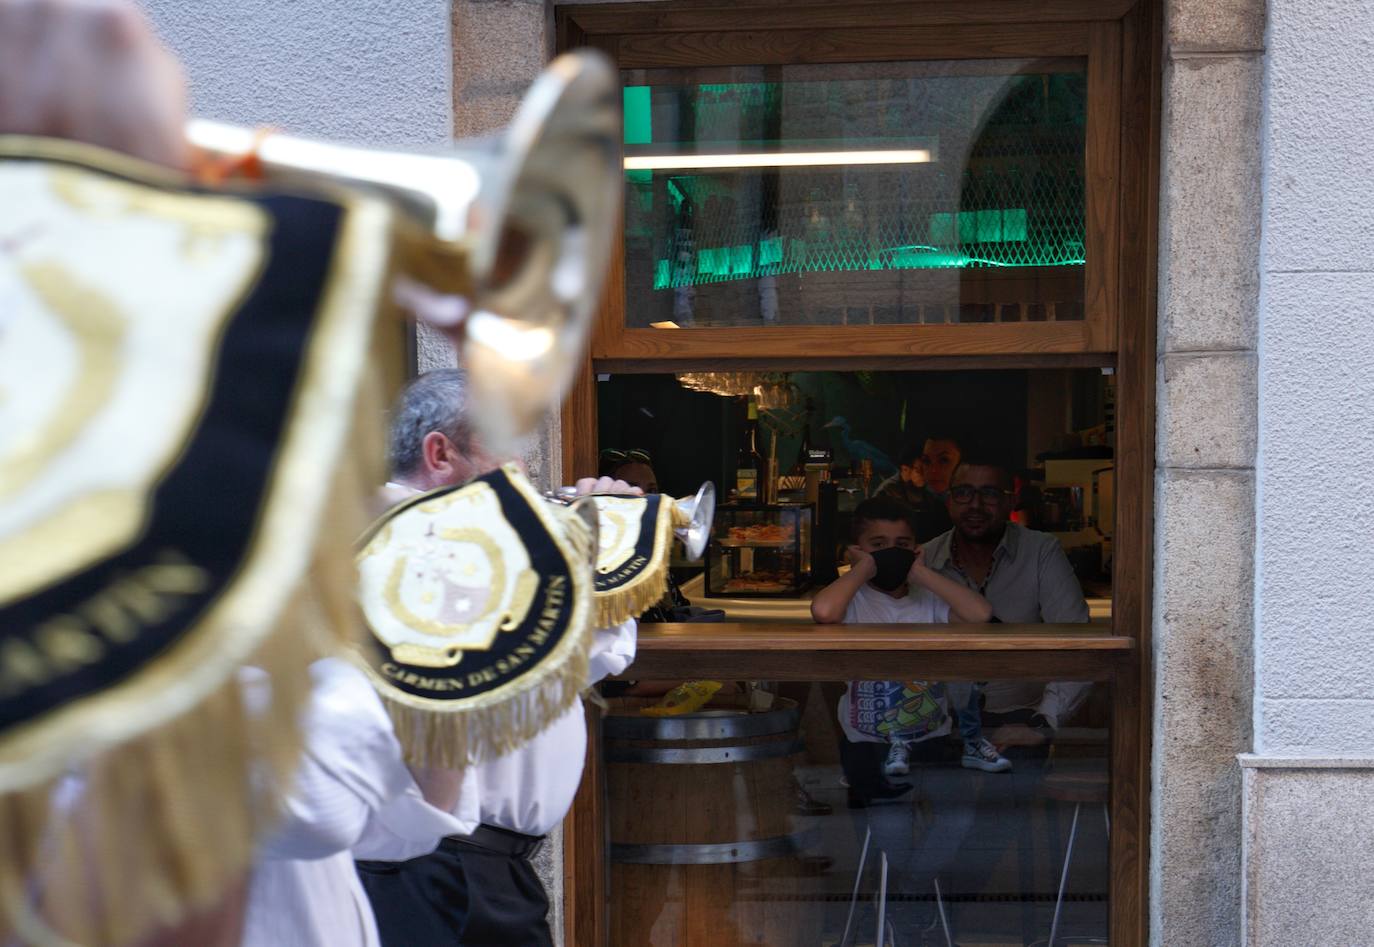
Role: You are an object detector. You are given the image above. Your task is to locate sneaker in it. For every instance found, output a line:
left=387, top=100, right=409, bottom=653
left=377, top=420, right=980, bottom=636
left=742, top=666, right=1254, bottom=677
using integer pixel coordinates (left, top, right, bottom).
left=962, top=737, right=1012, bottom=773
left=792, top=780, right=833, bottom=817
left=884, top=740, right=910, bottom=777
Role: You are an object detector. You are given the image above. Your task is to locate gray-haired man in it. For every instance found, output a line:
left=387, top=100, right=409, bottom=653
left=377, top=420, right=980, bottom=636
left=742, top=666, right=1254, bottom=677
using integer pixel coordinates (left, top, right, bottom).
left=359, top=369, right=639, bottom=947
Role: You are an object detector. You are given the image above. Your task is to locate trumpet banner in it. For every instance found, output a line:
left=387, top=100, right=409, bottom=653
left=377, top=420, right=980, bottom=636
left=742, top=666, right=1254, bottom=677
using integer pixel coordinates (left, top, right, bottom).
left=0, top=138, right=398, bottom=945
left=354, top=465, right=593, bottom=768
left=582, top=493, right=677, bottom=627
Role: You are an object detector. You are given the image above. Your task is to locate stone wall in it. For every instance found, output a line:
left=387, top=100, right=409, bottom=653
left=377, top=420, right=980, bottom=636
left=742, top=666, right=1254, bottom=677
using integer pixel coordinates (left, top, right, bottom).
left=140, top=0, right=461, bottom=383
left=448, top=2, right=566, bottom=937
left=141, top=0, right=452, bottom=144
left=450, top=0, right=563, bottom=496
left=1255, top=0, right=1374, bottom=755
left=1244, top=0, right=1374, bottom=941
left=1152, top=1, right=1264, bottom=943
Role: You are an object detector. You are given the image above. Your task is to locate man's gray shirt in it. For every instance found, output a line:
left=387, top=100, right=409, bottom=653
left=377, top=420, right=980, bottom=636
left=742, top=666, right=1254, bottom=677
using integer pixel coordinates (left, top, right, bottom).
left=922, top=523, right=1091, bottom=727
left=922, top=522, right=1089, bottom=624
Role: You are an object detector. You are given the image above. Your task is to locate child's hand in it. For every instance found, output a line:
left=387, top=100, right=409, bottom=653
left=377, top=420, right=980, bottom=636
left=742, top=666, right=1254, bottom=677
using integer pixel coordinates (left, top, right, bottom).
left=906, top=546, right=929, bottom=584
left=846, top=545, right=877, bottom=582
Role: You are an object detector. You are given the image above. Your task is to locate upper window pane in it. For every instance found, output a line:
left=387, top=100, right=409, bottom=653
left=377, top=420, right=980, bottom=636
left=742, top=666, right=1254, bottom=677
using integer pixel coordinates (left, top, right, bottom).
left=621, top=60, right=1087, bottom=329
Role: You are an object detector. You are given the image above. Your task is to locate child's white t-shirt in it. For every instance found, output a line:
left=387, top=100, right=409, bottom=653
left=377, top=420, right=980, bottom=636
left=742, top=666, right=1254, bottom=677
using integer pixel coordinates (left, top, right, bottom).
left=842, top=581, right=951, bottom=624
left=837, top=582, right=952, bottom=744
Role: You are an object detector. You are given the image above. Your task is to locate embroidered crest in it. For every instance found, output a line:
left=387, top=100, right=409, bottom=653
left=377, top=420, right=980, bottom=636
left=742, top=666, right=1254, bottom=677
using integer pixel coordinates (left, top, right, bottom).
left=0, top=137, right=396, bottom=945
left=581, top=493, right=676, bottom=626
left=355, top=464, right=592, bottom=765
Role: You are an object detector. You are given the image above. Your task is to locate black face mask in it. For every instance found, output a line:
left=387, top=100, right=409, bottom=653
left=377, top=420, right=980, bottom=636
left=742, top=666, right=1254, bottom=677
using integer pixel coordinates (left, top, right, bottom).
left=869, top=546, right=916, bottom=591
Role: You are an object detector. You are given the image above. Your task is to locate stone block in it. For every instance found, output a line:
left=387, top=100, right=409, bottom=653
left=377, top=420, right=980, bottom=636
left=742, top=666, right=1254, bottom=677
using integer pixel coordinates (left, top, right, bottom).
left=1166, top=0, right=1265, bottom=53
left=1155, top=469, right=1255, bottom=627
left=1151, top=469, right=1253, bottom=946
left=452, top=0, right=550, bottom=137
left=1243, top=762, right=1374, bottom=945
left=1151, top=763, right=1244, bottom=947
left=521, top=411, right=563, bottom=492
left=1157, top=55, right=1262, bottom=352
left=1157, top=353, right=1257, bottom=469
left=1265, top=0, right=1374, bottom=271
left=415, top=323, right=456, bottom=373
left=532, top=822, right=565, bottom=946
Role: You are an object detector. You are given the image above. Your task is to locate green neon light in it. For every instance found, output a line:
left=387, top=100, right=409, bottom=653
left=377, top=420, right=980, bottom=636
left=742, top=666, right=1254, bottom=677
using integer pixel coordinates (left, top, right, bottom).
left=653, top=233, right=1083, bottom=289
left=626, top=72, right=1086, bottom=290
left=666, top=178, right=686, bottom=211
left=622, top=86, right=652, bottom=145
left=759, top=236, right=783, bottom=267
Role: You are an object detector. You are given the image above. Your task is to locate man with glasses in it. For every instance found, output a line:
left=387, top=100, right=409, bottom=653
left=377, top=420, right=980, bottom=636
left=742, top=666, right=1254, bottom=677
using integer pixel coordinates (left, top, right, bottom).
left=923, top=459, right=1092, bottom=750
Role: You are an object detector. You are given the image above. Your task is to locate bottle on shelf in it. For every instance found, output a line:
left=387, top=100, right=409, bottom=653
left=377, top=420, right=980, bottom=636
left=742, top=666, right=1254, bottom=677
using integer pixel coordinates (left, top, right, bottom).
left=735, top=397, right=763, bottom=500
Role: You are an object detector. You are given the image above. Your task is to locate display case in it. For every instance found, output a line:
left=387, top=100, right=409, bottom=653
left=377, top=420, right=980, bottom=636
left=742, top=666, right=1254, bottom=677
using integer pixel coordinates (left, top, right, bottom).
left=705, top=504, right=814, bottom=598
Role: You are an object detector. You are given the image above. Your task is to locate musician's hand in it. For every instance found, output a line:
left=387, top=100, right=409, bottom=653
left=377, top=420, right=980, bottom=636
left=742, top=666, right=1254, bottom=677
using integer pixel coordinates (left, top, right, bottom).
left=574, top=476, right=642, bottom=497
left=0, top=0, right=189, bottom=169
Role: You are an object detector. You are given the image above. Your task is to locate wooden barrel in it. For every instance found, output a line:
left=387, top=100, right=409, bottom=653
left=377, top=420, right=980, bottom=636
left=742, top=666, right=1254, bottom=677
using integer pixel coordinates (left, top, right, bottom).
left=606, top=696, right=818, bottom=946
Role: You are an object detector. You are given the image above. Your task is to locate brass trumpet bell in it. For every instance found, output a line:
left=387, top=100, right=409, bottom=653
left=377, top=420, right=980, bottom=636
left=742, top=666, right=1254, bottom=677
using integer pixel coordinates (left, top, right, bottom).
left=186, top=49, right=622, bottom=454
left=672, top=482, right=716, bottom=561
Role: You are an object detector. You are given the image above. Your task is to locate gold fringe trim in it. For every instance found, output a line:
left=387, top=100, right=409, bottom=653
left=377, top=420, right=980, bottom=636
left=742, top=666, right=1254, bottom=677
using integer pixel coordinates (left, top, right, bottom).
left=0, top=351, right=385, bottom=947
left=379, top=635, right=589, bottom=770
left=593, top=495, right=677, bottom=628
left=0, top=580, right=312, bottom=947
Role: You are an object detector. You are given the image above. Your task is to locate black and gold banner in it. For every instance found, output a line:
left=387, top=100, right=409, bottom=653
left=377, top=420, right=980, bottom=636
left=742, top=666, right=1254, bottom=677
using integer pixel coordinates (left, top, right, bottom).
left=583, top=493, right=675, bottom=627
left=0, top=137, right=396, bottom=945
left=355, top=464, right=592, bottom=767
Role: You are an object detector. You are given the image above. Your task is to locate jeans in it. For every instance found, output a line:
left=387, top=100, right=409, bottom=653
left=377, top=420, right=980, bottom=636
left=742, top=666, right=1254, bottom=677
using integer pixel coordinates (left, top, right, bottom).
left=944, top=681, right=984, bottom=743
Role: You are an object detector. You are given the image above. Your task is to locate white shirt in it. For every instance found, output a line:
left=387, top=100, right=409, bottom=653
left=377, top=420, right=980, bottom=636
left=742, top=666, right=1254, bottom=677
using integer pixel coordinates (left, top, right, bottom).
left=454, top=620, right=637, bottom=837
left=924, top=525, right=1093, bottom=729
left=379, top=480, right=640, bottom=837
left=837, top=583, right=953, bottom=744
left=241, top=659, right=474, bottom=947
left=842, top=581, right=951, bottom=624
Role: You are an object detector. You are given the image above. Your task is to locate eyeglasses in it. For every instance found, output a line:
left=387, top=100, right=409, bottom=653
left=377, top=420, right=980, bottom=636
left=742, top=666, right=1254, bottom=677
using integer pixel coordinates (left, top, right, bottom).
left=600, top=447, right=652, bottom=465
left=949, top=485, right=1014, bottom=505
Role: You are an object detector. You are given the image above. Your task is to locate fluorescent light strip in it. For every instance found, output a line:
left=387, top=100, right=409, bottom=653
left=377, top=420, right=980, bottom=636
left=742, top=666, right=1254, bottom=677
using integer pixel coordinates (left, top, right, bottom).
left=623, top=149, right=933, bottom=171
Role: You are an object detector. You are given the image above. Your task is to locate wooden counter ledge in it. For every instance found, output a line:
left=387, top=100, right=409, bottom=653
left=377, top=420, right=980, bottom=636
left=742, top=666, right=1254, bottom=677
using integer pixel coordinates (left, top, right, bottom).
left=620, top=622, right=1134, bottom=681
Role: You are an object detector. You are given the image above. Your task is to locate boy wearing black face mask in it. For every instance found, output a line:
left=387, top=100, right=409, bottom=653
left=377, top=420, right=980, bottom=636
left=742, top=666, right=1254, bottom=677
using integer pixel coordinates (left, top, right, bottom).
left=812, top=497, right=1006, bottom=782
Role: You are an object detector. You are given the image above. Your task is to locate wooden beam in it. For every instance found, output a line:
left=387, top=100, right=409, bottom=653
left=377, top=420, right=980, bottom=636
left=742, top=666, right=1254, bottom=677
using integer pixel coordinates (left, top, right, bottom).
left=561, top=0, right=1140, bottom=35
left=612, top=23, right=1091, bottom=69
left=597, top=321, right=1102, bottom=360
left=596, top=352, right=1114, bottom=373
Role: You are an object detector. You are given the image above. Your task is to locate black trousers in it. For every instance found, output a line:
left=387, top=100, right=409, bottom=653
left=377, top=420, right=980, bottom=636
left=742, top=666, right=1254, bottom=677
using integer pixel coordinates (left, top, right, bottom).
left=357, top=835, right=553, bottom=947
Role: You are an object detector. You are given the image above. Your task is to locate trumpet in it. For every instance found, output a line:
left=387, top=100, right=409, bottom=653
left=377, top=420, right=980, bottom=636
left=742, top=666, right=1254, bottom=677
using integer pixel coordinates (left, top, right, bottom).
left=186, top=49, right=622, bottom=454
left=550, top=482, right=717, bottom=562
left=672, top=482, right=717, bottom=561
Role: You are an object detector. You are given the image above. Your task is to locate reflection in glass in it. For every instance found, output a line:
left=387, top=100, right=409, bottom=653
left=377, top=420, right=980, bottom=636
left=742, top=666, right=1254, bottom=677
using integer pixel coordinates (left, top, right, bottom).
left=622, top=62, right=1087, bottom=329
left=603, top=680, right=1109, bottom=946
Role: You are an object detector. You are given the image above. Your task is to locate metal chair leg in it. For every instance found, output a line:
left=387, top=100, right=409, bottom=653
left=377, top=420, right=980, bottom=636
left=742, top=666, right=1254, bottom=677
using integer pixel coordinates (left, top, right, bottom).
left=933, top=877, right=954, bottom=947
left=876, top=852, right=890, bottom=947
left=1048, top=801, right=1082, bottom=947
left=839, top=827, right=872, bottom=947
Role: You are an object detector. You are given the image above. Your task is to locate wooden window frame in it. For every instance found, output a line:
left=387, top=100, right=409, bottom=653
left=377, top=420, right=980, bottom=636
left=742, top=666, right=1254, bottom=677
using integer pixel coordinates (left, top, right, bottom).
left=555, top=2, right=1159, bottom=944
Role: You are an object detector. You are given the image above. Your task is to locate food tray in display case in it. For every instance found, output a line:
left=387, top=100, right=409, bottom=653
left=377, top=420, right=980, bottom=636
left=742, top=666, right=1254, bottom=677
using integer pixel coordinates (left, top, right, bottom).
left=705, top=504, right=813, bottom=598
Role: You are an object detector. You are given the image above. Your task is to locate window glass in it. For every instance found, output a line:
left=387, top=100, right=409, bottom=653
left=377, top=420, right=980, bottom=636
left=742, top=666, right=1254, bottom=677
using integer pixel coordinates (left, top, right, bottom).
left=622, top=60, right=1087, bottom=329
left=603, top=679, right=1110, bottom=945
